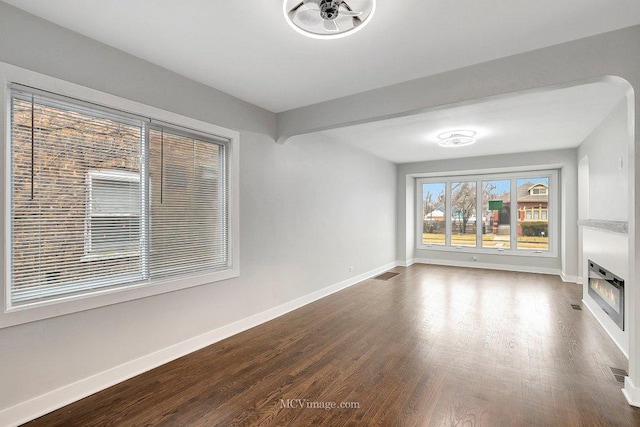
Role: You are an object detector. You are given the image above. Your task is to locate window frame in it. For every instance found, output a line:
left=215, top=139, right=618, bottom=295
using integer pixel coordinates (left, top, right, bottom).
left=416, top=169, right=558, bottom=257
left=1, top=62, right=240, bottom=328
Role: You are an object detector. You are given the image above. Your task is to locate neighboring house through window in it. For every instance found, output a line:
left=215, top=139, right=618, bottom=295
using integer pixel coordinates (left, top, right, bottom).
left=86, top=170, right=141, bottom=258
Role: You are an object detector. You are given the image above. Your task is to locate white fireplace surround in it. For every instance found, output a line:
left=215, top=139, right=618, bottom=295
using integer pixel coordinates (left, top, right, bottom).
left=580, top=222, right=629, bottom=356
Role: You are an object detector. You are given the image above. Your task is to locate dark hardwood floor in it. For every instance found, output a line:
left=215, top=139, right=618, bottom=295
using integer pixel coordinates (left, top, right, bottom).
left=27, top=265, right=640, bottom=426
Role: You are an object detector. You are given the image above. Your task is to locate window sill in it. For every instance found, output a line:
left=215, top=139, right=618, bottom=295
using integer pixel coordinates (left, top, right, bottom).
left=416, top=244, right=556, bottom=258
left=2, top=266, right=239, bottom=328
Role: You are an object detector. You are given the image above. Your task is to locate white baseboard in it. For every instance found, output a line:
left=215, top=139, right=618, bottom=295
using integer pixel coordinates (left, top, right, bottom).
left=560, top=273, right=581, bottom=284
left=412, top=258, right=560, bottom=276
left=623, top=377, right=640, bottom=407
left=0, top=261, right=398, bottom=427
left=396, top=258, right=416, bottom=267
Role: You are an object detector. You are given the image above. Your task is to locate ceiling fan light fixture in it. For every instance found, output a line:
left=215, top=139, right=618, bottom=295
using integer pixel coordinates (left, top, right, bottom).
left=437, top=130, right=477, bottom=147
left=283, top=0, right=376, bottom=40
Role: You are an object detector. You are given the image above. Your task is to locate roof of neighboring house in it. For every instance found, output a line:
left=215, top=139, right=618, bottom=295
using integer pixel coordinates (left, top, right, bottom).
left=517, top=182, right=548, bottom=203
left=496, top=182, right=548, bottom=204
left=425, top=208, right=445, bottom=218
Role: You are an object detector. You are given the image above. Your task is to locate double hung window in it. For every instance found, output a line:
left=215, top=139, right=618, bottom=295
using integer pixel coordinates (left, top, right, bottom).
left=86, top=170, right=141, bottom=257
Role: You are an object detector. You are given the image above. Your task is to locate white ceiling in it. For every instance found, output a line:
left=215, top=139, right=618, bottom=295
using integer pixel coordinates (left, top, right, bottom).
left=2, top=0, right=640, bottom=113
left=320, top=82, right=626, bottom=163
left=3, top=1, right=634, bottom=165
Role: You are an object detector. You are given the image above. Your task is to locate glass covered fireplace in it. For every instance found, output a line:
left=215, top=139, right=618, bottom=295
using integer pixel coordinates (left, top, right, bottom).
left=588, top=260, right=624, bottom=330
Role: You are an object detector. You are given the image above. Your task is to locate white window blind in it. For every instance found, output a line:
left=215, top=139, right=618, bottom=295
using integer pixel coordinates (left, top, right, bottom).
left=148, top=127, right=228, bottom=278
left=9, top=86, right=229, bottom=307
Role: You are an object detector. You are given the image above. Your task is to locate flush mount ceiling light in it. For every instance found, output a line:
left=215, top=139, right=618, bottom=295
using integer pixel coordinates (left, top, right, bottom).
left=437, top=130, right=477, bottom=147
left=284, top=0, right=376, bottom=39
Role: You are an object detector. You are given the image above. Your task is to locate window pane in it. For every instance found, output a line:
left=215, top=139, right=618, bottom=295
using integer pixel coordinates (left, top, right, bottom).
left=451, top=181, right=476, bottom=247
left=149, top=128, right=227, bottom=278
left=10, top=91, right=144, bottom=305
left=91, top=178, right=140, bottom=215
left=481, top=180, right=510, bottom=248
left=516, top=178, right=549, bottom=250
left=421, top=182, right=445, bottom=245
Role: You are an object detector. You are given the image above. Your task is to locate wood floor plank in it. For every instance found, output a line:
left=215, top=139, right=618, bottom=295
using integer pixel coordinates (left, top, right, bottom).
left=25, top=265, right=640, bottom=426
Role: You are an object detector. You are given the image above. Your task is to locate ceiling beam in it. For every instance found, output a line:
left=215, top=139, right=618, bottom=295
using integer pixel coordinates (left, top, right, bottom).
left=275, top=25, right=640, bottom=144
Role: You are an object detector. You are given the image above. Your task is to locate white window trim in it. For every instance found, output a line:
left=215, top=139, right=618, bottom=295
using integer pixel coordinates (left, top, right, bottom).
left=416, top=169, right=558, bottom=258
left=0, top=62, right=240, bottom=328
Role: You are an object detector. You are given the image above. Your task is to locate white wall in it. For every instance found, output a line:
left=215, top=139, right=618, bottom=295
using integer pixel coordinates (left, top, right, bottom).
left=578, top=100, right=629, bottom=221
left=0, top=3, right=397, bottom=422
left=397, top=149, right=578, bottom=277
left=578, top=99, right=631, bottom=354
left=578, top=156, right=589, bottom=277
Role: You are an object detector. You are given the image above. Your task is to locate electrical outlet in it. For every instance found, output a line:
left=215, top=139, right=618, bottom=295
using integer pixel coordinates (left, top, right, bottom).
left=472, top=256, right=480, bottom=262
left=349, top=266, right=354, bottom=272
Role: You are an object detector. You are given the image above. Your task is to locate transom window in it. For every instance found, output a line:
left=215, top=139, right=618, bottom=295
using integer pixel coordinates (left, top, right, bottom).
left=417, top=171, right=556, bottom=256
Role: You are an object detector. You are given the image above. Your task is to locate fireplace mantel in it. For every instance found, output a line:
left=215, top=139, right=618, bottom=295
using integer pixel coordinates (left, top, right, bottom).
left=577, top=219, right=628, bottom=234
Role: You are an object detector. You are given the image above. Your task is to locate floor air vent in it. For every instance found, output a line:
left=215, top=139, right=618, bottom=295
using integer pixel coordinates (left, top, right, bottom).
left=610, top=367, right=627, bottom=383
left=373, top=272, right=399, bottom=281
left=570, top=304, right=582, bottom=310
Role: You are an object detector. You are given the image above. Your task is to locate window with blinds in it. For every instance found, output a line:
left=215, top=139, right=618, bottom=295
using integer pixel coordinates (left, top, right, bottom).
left=9, top=86, right=229, bottom=307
